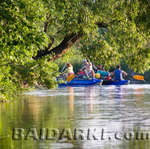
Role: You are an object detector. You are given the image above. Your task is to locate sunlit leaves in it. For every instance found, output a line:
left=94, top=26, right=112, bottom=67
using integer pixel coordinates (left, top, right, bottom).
left=79, top=0, right=150, bottom=72
left=0, top=0, right=47, bottom=64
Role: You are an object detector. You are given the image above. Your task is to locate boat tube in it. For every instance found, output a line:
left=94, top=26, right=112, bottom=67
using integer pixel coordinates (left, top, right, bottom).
left=102, top=80, right=130, bottom=85
left=58, top=78, right=103, bottom=87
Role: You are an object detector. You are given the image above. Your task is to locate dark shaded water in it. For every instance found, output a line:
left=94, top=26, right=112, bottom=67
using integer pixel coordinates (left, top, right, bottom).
left=1, top=85, right=150, bottom=149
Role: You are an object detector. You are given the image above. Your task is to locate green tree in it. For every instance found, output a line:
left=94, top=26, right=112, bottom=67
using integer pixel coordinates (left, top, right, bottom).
left=33, top=0, right=150, bottom=73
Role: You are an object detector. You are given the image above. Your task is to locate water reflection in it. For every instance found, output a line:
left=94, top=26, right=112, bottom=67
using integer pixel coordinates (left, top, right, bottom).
left=84, top=87, right=95, bottom=113
left=68, top=87, right=74, bottom=114
left=1, top=85, right=150, bottom=149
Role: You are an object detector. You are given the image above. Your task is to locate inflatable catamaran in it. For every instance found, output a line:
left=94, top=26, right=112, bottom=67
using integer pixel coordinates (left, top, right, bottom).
left=58, top=79, right=129, bottom=87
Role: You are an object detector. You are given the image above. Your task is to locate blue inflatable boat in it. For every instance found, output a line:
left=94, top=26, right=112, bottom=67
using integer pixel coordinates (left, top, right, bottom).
left=58, top=78, right=103, bottom=87
left=102, top=80, right=130, bottom=85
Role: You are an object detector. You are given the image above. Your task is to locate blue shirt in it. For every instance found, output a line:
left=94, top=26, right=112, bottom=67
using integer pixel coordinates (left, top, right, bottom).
left=114, top=69, right=123, bottom=81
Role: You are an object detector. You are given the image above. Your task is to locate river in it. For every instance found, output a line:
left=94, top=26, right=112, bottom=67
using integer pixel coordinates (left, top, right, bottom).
left=1, top=84, right=150, bottom=149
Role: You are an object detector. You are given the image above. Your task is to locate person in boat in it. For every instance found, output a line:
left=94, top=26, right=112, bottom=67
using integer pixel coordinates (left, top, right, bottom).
left=113, top=65, right=127, bottom=81
left=58, top=63, right=74, bottom=81
left=82, top=59, right=95, bottom=79
left=66, top=63, right=74, bottom=77
left=77, top=69, right=85, bottom=79
left=97, top=65, right=110, bottom=80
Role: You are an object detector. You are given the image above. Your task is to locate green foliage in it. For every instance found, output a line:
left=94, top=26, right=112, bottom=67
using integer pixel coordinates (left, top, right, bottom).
left=56, top=47, right=84, bottom=73
left=0, top=60, right=59, bottom=100
left=0, top=0, right=47, bottom=63
left=10, top=59, right=59, bottom=88
left=80, top=0, right=150, bottom=72
left=0, top=0, right=51, bottom=100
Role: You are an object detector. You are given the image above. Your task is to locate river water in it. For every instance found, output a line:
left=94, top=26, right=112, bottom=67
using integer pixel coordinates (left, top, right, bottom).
left=1, top=85, right=150, bottom=149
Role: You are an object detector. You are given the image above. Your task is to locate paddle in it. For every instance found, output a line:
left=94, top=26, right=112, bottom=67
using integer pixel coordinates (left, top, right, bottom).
left=58, top=64, right=67, bottom=79
left=61, top=64, right=67, bottom=73
left=132, top=75, right=144, bottom=81
left=66, top=73, right=75, bottom=83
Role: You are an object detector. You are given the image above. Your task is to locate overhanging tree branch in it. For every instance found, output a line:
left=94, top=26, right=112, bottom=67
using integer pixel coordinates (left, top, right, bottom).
left=33, top=21, right=106, bottom=61
left=33, top=32, right=82, bottom=61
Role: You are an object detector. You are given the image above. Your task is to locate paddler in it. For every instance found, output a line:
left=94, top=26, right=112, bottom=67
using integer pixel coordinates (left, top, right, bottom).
left=113, top=65, right=127, bottom=81
left=67, top=63, right=74, bottom=77
left=82, top=59, right=95, bottom=79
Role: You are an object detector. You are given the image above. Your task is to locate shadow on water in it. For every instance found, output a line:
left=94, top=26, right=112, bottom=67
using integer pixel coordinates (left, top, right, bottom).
left=1, top=85, right=150, bottom=149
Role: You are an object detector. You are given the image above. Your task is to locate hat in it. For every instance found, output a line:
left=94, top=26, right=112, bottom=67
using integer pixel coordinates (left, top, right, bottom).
left=82, top=59, right=87, bottom=64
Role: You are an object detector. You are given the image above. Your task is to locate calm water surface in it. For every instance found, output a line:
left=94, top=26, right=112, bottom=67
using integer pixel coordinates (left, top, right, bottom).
left=1, top=85, right=150, bottom=149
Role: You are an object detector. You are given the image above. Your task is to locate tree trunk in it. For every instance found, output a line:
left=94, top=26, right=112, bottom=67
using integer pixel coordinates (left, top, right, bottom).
left=33, top=32, right=82, bottom=61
